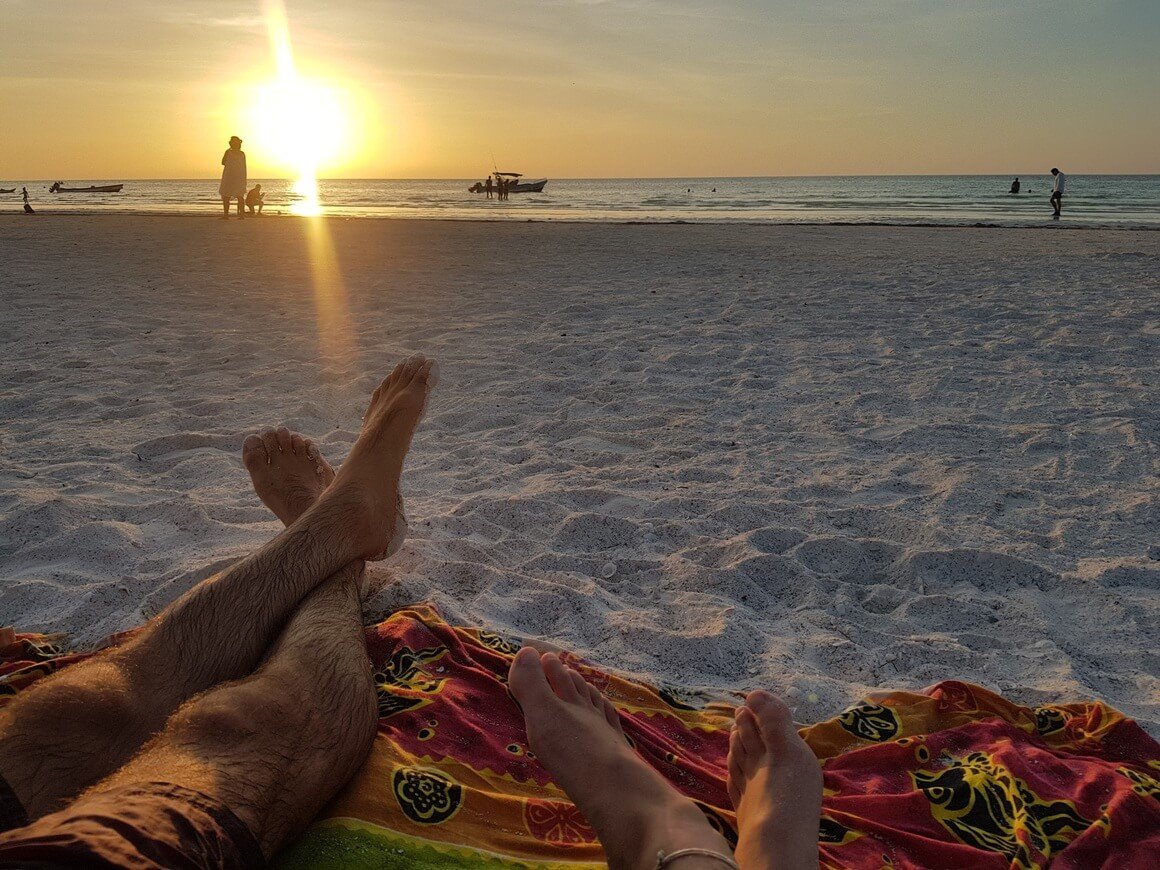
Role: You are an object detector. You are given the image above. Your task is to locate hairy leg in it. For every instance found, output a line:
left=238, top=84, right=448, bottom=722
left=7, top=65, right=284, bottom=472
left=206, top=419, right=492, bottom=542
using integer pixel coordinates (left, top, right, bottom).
left=509, top=648, right=733, bottom=870
left=727, top=691, right=822, bottom=870
left=77, top=560, right=375, bottom=858
left=0, top=355, right=435, bottom=817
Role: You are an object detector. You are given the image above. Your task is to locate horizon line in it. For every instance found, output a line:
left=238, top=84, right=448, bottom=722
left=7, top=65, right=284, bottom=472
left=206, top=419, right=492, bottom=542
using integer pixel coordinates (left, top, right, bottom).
left=6, top=172, right=1160, bottom=182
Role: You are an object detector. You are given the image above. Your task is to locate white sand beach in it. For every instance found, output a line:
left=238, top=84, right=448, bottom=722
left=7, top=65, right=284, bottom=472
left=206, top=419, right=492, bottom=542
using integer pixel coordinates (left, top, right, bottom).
left=1, top=216, right=1157, bottom=732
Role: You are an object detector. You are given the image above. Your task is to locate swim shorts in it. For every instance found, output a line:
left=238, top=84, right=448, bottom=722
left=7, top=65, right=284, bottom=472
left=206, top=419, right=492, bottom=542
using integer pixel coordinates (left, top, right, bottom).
left=0, top=777, right=28, bottom=834
left=0, top=780, right=263, bottom=869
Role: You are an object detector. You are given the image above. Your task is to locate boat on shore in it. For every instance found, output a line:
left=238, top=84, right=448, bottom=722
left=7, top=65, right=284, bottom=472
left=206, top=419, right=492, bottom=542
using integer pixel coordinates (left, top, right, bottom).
left=469, top=172, right=547, bottom=194
left=49, top=182, right=124, bottom=193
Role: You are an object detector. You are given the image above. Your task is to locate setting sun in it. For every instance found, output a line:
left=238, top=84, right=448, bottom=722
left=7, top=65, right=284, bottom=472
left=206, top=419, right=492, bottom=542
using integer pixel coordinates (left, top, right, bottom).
left=244, top=76, right=349, bottom=176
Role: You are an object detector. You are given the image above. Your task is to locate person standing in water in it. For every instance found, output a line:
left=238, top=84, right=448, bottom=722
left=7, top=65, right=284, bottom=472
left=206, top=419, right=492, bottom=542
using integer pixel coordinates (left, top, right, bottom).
left=1049, top=167, right=1066, bottom=217
left=1010, top=178, right=1020, bottom=194
left=21, top=187, right=34, bottom=215
left=219, top=136, right=247, bottom=219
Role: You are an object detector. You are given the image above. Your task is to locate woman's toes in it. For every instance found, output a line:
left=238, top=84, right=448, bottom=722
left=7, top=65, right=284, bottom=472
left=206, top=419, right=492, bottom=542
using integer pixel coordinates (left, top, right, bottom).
left=566, top=669, right=590, bottom=700
left=508, top=647, right=555, bottom=709
left=601, top=697, right=624, bottom=735
left=290, top=433, right=305, bottom=455
left=275, top=427, right=292, bottom=453
left=728, top=723, right=754, bottom=800
left=735, top=706, right=765, bottom=759
left=541, top=653, right=581, bottom=702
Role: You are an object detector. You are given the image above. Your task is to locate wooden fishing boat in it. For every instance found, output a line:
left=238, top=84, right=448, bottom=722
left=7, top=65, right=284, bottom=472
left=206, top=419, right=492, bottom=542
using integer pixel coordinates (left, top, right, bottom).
left=49, top=182, right=124, bottom=193
left=468, top=172, right=547, bottom=194
left=0, top=188, right=15, bottom=193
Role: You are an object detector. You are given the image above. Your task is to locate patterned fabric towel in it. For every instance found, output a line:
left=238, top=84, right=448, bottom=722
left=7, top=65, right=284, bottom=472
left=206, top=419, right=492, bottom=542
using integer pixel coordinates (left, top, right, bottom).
left=2, top=605, right=1158, bottom=868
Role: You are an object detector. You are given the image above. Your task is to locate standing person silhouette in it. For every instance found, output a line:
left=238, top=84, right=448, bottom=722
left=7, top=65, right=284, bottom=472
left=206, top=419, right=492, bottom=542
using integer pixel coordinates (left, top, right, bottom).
left=21, top=187, right=34, bottom=215
left=219, top=136, right=247, bottom=219
left=485, top=176, right=493, bottom=199
left=1010, top=178, right=1020, bottom=194
left=1049, top=167, right=1066, bottom=218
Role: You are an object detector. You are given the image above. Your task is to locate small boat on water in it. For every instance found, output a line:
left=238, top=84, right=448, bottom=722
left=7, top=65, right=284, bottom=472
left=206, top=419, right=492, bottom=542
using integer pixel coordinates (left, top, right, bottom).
left=469, top=172, right=547, bottom=194
left=0, top=188, right=15, bottom=194
left=49, top=182, right=124, bottom=193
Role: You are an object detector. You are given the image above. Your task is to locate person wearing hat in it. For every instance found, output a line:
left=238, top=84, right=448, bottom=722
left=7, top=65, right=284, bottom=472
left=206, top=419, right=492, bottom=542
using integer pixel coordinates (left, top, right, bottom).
left=219, top=136, right=247, bottom=219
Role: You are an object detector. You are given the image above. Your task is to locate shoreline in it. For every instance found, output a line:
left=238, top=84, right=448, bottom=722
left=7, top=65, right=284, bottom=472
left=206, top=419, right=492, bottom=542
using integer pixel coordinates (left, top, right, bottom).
left=3, top=210, right=1160, bottom=231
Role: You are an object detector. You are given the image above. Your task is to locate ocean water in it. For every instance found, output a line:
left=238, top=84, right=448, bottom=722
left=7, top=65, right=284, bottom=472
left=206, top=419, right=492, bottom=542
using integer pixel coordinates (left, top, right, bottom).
left=4, top=175, right=1159, bottom=227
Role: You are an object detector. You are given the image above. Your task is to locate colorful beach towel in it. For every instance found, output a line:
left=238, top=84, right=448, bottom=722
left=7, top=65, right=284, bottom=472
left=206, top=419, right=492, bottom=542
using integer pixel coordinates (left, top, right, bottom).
left=2, top=606, right=1158, bottom=868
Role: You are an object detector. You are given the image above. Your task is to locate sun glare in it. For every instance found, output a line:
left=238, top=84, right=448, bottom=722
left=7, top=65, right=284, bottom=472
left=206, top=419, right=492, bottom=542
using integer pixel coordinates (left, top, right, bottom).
left=250, top=0, right=356, bottom=374
left=250, top=0, right=359, bottom=215
left=250, top=77, right=347, bottom=169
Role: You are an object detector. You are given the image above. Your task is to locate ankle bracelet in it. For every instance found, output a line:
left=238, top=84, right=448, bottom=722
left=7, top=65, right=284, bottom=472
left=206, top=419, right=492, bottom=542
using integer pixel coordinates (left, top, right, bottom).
left=656, top=847, right=741, bottom=869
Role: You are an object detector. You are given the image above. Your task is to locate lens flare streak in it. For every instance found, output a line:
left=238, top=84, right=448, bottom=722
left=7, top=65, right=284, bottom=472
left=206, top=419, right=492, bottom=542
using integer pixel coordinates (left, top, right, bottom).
left=261, top=0, right=355, bottom=370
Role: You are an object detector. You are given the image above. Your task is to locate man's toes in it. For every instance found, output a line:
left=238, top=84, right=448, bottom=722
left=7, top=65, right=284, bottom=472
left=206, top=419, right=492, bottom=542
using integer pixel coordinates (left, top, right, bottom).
left=735, top=706, right=765, bottom=759
left=413, top=357, right=438, bottom=387
left=403, top=354, right=427, bottom=383
left=509, top=647, right=557, bottom=710
left=585, top=683, right=605, bottom=712
left=242, top=434, right=266, bottom=468
left=541, top=654, right=581, bottom=702
left=260, top=429, right=280, bottom=461
left=290, top=433, right=305, bottom=455
left=275, top=427, right=292, bottom=453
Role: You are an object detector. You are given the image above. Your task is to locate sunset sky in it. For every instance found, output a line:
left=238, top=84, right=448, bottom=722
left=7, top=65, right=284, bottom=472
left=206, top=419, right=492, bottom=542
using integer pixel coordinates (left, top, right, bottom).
left=2, top=0, right=1157, bottom=179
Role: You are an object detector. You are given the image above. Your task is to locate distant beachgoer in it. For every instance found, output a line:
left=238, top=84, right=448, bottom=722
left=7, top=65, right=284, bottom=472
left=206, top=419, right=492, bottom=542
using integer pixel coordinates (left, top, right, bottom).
left=1050, top=168, right=1066, bottom=217
left=499, top=176, right=507, bottom=201
left=219, top=136, right=247, bottom=219
left=21, top=187, right=34, bottom=215
left=485, top=176, right=494, bottom=199
left=245, top=184, right=265, bottom=215
left=1010, top=178, right=1020, bottom=194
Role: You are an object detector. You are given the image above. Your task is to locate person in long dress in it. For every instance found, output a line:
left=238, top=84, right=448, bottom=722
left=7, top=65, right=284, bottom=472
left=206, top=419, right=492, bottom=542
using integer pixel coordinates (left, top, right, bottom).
left=219, top=136, right=247, bottom=219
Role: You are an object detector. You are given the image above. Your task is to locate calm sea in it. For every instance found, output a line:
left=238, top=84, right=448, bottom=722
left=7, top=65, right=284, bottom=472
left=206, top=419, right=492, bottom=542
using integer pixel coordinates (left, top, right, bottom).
left=5, top=176, right=1159, bottom=228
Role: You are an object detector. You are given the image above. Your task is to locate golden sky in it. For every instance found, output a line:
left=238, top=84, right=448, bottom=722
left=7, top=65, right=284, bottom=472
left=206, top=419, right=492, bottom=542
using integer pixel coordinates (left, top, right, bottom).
left=2, top=0, right=1158, bottom=178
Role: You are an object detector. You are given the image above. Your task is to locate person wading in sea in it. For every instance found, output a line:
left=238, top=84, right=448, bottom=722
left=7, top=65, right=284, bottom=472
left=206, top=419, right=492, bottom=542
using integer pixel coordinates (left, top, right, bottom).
left=1049, top=167, right=1066, bottom=218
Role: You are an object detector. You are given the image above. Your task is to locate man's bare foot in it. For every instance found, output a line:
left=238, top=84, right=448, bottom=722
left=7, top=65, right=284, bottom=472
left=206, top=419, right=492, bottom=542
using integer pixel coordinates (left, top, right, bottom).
left=243, top=428, right=335, bottom=526
left=727, top=691, right=822, bottom=870
left=509, top=648, right=734, bottom=870
left=304, top=354, right=436, bottom=561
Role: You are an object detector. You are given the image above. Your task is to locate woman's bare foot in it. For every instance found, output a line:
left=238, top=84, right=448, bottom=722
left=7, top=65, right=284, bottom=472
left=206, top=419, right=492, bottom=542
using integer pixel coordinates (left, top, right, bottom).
left=727, top=691, right=822, bottom=870
left=304, top=354, right=436, bottom=561
left=243, top=428, right=335, bottom=526
left=509, top=648, right=734, bottom=870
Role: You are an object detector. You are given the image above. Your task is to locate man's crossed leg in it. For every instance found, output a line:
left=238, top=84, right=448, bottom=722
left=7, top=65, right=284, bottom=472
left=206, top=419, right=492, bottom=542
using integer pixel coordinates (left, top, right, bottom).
left=0, top=355, right=437, bottom=866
